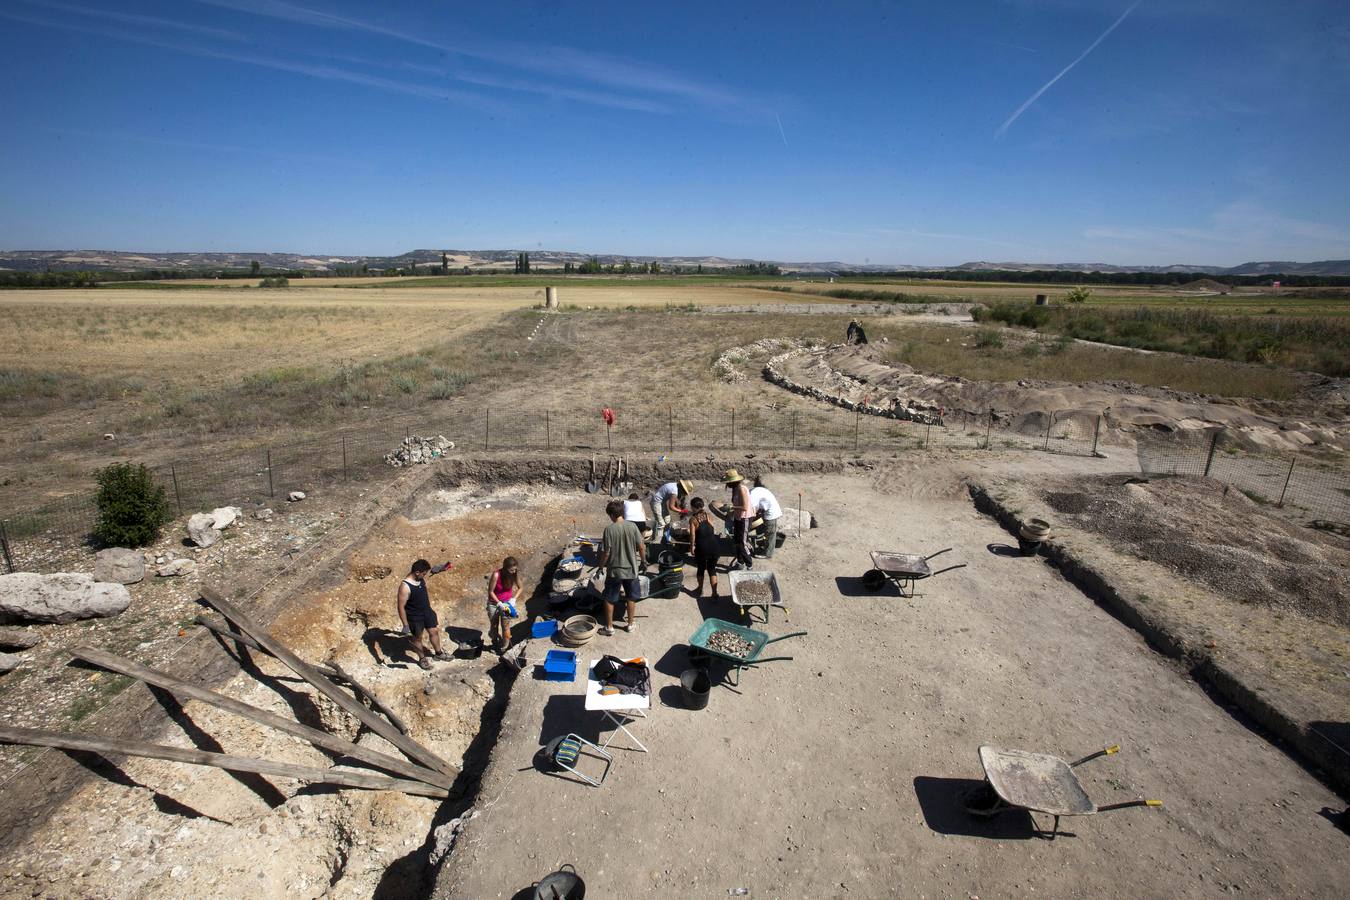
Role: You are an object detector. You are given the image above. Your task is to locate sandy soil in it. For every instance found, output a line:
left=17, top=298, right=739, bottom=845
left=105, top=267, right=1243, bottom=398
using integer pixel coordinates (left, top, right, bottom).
left=437, top=462, right=1350, bottom=899
left=0, top=481, right=584, bottom=899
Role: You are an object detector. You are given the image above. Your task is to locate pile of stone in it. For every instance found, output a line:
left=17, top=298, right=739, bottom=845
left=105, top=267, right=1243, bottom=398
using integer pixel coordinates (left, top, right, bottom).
left=187, top=506, right=243, bottom=548
left=384, top=435, right=454, bottom=467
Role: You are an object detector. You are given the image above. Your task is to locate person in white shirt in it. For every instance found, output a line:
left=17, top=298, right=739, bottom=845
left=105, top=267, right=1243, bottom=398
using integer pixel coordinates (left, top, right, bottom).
left=749, top=476, right=784, bottom=558
left=623, top=492, right=650, bottom=538
left=649, top=479, right=692, bottom=543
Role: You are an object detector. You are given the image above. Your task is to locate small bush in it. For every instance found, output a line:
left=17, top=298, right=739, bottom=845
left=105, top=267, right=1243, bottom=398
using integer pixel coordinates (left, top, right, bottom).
left=1065, top=285, right=1092, bottom=304
left=390, top=374, right=419, bottom=394
left=93, top=462, right=171, bottom=548
left=974, top=328, right=1004, bottom=349
left=259, top=276, right=289, bottom=288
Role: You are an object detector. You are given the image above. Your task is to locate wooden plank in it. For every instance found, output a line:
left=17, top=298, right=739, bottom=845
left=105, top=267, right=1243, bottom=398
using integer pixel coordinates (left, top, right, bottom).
left=0, top=725, right=447, bottom=799
left=194, top=615, right=410, bottom=735
left=199, top=586, right=456, bottom=776
left=70, top=646, right=451, bottom=789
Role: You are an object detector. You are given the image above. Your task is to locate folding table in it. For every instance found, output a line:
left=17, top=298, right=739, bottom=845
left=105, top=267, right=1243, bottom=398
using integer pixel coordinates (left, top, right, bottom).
left=584, top=659, right=651, bottom=753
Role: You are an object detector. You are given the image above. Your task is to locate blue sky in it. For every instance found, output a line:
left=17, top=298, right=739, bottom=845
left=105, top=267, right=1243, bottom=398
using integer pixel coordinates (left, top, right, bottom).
left=1, top=0, right=1348, bottom=266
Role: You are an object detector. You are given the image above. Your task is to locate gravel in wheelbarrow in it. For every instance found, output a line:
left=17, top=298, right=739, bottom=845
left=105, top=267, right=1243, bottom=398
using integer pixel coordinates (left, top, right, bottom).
left=705, top=630, right=755, bottom=658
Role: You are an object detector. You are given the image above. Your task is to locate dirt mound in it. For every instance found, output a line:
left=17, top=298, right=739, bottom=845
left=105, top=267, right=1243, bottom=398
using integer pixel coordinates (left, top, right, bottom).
left=1177, top=278, right=1231, bottom=293
left=775, top=344, right=1349, bottom=453
left=1040, top=474, right=1350, bottom=626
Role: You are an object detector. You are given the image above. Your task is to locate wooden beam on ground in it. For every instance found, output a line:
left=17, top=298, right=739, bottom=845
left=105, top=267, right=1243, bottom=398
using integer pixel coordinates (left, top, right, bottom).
left=70, top=646, right=451, bottom=790
left=194, top=616, right=410, bottom=735
left=0, top=725, right=447, bottom=799
left=198, top=586, right=456, bottom=777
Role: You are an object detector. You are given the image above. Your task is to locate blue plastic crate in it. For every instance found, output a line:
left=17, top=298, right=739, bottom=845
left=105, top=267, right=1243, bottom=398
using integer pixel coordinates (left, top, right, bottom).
left=543, top=649, right=577, bottom=681
left=531, top=618, right=559, bottom=639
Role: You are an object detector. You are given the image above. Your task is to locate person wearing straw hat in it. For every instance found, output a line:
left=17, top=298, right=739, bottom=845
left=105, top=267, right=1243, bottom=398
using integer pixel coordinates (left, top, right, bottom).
left=649, top=478, right=692, bottom=543
left=723, top=468, right=754, bottom=570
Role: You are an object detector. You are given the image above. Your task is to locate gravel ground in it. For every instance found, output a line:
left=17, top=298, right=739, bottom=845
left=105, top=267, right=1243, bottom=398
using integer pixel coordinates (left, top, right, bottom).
left=436, top=465, right=1350, bottom=899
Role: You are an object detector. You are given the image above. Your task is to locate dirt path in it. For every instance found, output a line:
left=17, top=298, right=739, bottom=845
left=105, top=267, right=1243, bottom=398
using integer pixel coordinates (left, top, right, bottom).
left=437, top=464, right=1349, bottom=898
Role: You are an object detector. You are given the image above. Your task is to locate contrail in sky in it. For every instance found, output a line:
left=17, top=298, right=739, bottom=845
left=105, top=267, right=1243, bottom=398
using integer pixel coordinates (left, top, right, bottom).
left=996, top=0, right=1142, bottom=137
left=775, top=112, right=789, bottom=149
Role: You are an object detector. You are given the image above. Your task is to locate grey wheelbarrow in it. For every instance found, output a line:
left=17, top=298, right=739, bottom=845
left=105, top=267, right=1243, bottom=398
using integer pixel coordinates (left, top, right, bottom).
left=861, top=548, right=966, bottom=597
left=961, top=743, right=1162, bottom=839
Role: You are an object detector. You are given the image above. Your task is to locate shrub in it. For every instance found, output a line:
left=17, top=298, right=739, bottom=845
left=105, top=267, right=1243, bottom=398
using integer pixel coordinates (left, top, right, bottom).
left=1065, top=285, right=1092, bottom=304
left=259, top=276, right=289, bottom=288
left=974, top=328, right=1004, bottom=349
left=93, top=462, right=171, bottom=548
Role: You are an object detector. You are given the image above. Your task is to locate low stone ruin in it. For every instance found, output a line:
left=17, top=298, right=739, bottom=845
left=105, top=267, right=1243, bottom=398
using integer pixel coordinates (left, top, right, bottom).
left=384, top=435, right=455, bottom=467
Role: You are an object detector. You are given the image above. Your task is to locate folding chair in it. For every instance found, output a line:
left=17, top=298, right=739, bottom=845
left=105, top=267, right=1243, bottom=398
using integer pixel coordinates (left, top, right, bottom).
left=545, top=733, right=613, bottom=787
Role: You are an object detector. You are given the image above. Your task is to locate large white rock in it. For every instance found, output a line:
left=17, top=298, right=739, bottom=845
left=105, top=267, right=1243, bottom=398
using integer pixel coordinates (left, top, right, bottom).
left=0, top=573, right=132, bottom=624
left=93, top=548, right=146, bottom=585
left=187, top=512, right=219, bottom=548
left=210, top=506, right=241, bottom=529
left=0, top=652, right=20, bottom=675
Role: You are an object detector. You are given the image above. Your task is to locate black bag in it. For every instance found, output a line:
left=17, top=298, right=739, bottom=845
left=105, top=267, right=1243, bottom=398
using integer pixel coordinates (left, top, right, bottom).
left=593, top=654, right=650, bottom=695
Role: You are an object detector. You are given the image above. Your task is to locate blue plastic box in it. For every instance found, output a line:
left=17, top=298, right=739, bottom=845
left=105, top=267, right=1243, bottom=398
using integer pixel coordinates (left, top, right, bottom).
left=543, top=649, right=577, bottom=682
left=531, top=618, right=559, bottom=639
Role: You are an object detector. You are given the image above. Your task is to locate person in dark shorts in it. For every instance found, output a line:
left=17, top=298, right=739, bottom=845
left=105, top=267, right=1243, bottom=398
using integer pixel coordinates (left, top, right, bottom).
left=597, top=499, right=645, bottom=636
left=396, top=558, right=452, bottom=670
left=686, top=497, right=722, bottom=599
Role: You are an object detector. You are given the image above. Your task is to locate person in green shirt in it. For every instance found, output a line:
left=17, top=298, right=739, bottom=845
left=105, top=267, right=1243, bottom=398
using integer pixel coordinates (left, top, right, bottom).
left=598, top=499, right=646, bottom=636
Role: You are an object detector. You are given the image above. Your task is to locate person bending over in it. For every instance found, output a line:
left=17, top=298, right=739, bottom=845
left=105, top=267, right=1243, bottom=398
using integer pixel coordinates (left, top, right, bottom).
left=750, top=475, right=784, bottom=558
left=649, top=479, right=692, bottom=543
left=397, top=558, right=452, bottom=670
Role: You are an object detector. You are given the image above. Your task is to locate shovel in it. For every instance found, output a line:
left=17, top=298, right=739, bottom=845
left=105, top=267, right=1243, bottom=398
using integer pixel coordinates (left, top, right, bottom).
left=617, top=454, right=633, bottom=494
left=586, top=453, right=598, bottom=493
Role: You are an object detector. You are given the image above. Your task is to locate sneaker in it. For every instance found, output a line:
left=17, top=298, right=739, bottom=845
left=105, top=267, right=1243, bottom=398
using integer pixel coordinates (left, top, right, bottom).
left=623, top=621, right=637, bottom=633
left=598, top=626, right=614, bottom=636
left=433, top=651, right=453, bottom=661
left=417, top=656, right=433, bottom=671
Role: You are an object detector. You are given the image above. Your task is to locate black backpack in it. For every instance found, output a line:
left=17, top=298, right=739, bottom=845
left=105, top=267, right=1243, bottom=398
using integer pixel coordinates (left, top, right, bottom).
left=593, top=655, right=650, bottom=695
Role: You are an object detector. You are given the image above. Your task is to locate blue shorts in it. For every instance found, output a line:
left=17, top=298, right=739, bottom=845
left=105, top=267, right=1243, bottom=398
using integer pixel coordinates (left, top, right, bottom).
left=603, top=574, right=641, bottom=604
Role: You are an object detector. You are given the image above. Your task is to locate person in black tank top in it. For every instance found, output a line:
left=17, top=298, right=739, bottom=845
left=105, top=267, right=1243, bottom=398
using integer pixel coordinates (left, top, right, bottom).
left=397, top=558, right=452, bottom=670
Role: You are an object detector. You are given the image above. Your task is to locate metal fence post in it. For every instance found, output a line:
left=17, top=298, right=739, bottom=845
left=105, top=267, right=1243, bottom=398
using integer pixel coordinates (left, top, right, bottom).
left=984, top=409, right=993, bottom=450
left=545, top=409, right=551, bottom=450
left=1277, top=458, right=1296, bottom=507
left=1091, top=415, right=1102, bottom=456
left=484, top=409, right=490, bottom=451
left=668, top=407, right=674, bottom=453
left=854, top=406, right=861, bottom=451
left=791, top=411, right=798, bottom=451
left=341, top=435, right=349, bottom=481
left=925, top=419, right=932, bottom=449
left=169, top=465, right=184, bottom=516
left=265, top=450, right=274, bottom=498
left=0, top=520, right=14, bottom=574
left=731, top=407, right=737, bottom=450
left=1203, top=430, right=1222, bottom=477
left=1043, top=412, right=1054, bottom=450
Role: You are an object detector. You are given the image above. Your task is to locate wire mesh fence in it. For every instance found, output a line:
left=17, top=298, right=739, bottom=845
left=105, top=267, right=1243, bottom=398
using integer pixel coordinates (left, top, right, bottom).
left=0, top=402, right=1105, bottom=573
left=1137, top=429, right=1350, bottom=526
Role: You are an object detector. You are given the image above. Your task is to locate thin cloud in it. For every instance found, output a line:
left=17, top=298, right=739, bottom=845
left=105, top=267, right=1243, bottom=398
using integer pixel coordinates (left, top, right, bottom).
left=0, top=8, right=494, bottom=107
left=996, top=0, right=1141, bottom=137
left=45, top=127, right=359, bottom=166
left=191, top=0, right=754, bottom=112
left=19, top=0, right=248, bottom=42
left=775, top=113, right=790, bottom=149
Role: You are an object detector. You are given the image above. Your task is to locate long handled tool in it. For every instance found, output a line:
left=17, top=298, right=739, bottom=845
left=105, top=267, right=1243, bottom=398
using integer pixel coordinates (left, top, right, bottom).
left=586, top=453, right=598, bottom=493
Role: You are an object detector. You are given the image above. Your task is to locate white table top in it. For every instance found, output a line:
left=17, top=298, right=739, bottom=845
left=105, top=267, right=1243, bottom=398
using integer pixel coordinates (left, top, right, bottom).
left=583, top=659, right=652, bottom=711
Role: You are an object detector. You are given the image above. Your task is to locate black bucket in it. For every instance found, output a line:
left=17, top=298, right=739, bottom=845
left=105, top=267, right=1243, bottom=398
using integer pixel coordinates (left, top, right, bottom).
left=1016, top=535, right=1042, bottom=557
left=680, top=667, right=712, bottom=710
left=534, top=864, right=585, bottom=900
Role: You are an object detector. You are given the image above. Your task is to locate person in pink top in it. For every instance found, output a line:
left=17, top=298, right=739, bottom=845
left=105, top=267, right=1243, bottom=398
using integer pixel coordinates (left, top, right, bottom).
left=486, top=556, right=521, bottom=653
left=724, top=469, right=754, bottom=571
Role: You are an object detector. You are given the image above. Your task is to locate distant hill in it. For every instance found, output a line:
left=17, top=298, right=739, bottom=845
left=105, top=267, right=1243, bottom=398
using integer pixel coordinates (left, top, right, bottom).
left=2, top=248, right=1348, bottom=277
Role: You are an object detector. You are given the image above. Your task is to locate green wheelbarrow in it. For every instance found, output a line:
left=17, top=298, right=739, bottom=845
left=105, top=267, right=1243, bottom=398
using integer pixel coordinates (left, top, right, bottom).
left=687, top=618, right=807, bottom=688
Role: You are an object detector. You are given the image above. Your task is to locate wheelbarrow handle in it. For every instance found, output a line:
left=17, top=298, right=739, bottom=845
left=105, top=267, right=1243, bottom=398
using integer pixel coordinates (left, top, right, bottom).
left=1097, top=799, right=1163, bottom=812
left=763, top=630, right=808, bottom=645
left=743, top=655, right=794, bottom=665
left=1071, top=744, right=1120, bottom=767
left=929, top=563, right=967, bottom=577
left=924, top=547, right=954, bottom=561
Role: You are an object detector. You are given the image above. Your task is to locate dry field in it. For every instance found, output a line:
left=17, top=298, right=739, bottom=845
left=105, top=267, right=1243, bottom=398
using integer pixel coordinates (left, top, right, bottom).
left=0, top=281, right=1334, bottom=511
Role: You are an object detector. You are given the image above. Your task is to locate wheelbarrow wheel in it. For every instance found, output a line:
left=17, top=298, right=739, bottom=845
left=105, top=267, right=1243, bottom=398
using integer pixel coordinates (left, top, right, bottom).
left=959, top=782, right=1006, bottom=818
left=861, top=568, right=887, bottom=591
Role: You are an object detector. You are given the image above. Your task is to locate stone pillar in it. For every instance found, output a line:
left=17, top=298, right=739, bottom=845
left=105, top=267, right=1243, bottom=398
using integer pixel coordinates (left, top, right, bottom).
left=545, top=286, right=558, bottom=309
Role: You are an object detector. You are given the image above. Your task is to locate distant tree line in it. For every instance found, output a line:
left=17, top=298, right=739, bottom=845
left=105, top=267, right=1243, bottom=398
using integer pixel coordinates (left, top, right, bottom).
left=827, top=269, right=1350, bottom=288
